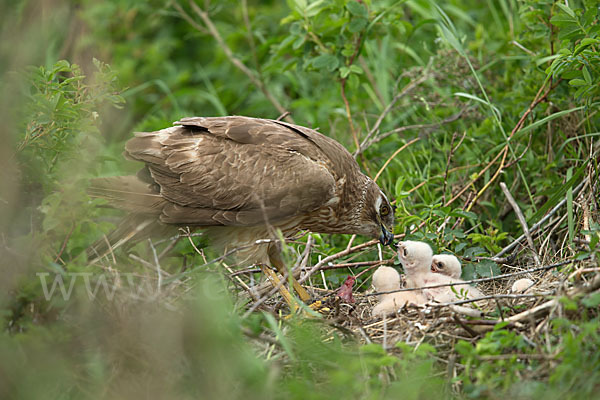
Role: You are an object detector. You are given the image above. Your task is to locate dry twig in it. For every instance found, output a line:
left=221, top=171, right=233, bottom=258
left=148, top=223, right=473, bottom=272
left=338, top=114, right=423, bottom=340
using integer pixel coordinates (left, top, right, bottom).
left=500, top=182, right=541, bottom=266
left=175, top=1, right=293, bottom=123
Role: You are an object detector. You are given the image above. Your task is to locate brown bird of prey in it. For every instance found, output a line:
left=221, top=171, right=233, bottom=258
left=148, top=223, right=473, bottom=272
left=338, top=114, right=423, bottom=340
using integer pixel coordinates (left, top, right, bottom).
left=89, top=116, right=395, bottom=303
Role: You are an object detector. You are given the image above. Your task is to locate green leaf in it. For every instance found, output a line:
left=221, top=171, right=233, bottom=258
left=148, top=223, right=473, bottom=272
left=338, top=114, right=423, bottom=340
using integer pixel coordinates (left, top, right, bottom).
left=555, top=3, right=575, bottom=18
left=582, top=292, right=600, bottom=308
left=461, top=263, right=477, bottom=280
left=346, top=1, right=367, bottom=18
left=582, top=67, right=592, bottom=85
left=450, top=210, right=478, bottom=220
left=455, top=242, right=467, bottom=253
left=477, top=260, right=500, bottom=278
left=349, top=64, right=363, bottom=74
left=561, top=70, right=582, bottom=79
left=569, top=78, right=587, bottom=87
left=558, top=25, right=584, bottom=40
left=312, top=54, right=339, bottom=71
left=348, top=17, right=368, bottom=33
left=292, top=35, right=305, bottom=49
left=549, top=14, right=577, bottom=27
left=289, top=0, right=307, bottom=13
left=581, top=38, right=600, bottom=46
left=339, top=66, right=350, bottom=78
left=305, top=0, right=326, bottom=17
left=464, top=246, right=486, bottom=257
left=518, top=106, right=585, bottom=135
left=559, top=296, right=578, bottom=311
left=591, top=233, right=600, bottom=250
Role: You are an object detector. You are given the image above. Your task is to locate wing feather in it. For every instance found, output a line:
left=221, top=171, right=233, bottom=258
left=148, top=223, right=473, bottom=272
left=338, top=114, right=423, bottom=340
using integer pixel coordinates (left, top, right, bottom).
left=124, top=117, right=340, bottom=226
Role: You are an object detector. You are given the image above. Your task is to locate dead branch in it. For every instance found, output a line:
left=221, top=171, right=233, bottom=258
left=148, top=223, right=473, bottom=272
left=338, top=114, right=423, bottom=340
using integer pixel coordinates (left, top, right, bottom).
left=356, top=61, right=433, bottom=155
left=495, top=178, right=588, bottom=257
left=500, top=182, right=541, bottom=266
left=358, top=109, right=465, bottom=155
left=176, top=1, right=293, bottom=123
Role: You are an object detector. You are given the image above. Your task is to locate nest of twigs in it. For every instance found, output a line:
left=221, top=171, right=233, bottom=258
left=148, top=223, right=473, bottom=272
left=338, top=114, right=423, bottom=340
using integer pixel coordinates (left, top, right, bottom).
left=243, top=250, right=599, bottom=379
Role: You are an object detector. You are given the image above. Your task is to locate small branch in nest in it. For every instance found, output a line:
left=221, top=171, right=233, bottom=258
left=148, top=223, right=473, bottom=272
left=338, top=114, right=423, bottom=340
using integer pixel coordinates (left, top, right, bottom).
left=321, top=259, right=392, bottom=271
left=294, top=235, right=313, bottom=281
left=299, top=238, right=388, bottom=283
left=229, top=259, right=391, bottom=277
left=504, top=297, right=559, bottom=324
left=477, top=274, right=600, bottom=329
left=242, top=327, right=281, bottom=347
left=129, top=254, right=172, bottom=277
left=221, top=262, right=259, bottom=301
left=461, top=255, right=513, bottom=264
left=242, top=264, right=300, bottom=318
left=500, top=182, right=541, bottom=266
left=449, top=305, right=485, bottom=318
left=476, top=353, right=558, bottom=361
left=453, top=315, right=480, bottom=337
left=434, top=293, right=547, bottom=307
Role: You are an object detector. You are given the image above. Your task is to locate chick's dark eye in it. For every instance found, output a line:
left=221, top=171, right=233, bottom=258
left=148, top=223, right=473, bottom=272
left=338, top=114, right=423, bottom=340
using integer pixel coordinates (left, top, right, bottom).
left=403, top=248, right=408, bottom=256
left=380, top=205, right=390, bottom=216
left=437, top=262, right=444, bottom=269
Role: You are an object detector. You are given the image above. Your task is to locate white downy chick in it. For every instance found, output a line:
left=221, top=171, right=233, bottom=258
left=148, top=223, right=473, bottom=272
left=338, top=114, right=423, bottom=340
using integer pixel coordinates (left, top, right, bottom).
left=511, top=278, right=534, bottom=293
left=372, top=292, right=424, bottom=317
left=372, top=266, right=401, bottom=301
left=397, top=241, right=434, bottom=289
left=398, top=241, right=484, bottom=303
left=421, top=272, right=485, bottom=303
left=431, top=254, right=462, bottom=279
left=371, top=265, right=425, bottom=317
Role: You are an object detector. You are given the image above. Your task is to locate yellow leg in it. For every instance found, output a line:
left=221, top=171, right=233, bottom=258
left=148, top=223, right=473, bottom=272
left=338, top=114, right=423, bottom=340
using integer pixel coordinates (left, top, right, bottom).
left=260, top=265, right=298, bottom=311
left=268, top=244, right=311, bottom=303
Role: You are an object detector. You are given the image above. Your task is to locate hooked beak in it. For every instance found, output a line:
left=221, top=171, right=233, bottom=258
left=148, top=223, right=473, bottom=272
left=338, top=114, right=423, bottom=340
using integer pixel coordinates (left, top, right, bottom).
left=379, top=225, right=394, bottom=246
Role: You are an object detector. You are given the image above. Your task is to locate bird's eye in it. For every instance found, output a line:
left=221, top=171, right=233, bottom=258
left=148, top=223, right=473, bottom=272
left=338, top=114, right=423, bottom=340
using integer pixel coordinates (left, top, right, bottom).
left=403, top=248, right=408, bottom=256
left=380, top=205, right=390, bottom=216
left=436, top=262, right=444, bottom=269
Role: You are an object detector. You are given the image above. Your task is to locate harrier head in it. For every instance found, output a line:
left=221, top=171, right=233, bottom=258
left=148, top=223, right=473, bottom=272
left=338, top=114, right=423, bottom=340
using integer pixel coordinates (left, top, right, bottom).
left=431, top=254, right=462, bottom=279
left=397, top=241, right=433, bottom=273
left=355, top=179, right=395, bottom=246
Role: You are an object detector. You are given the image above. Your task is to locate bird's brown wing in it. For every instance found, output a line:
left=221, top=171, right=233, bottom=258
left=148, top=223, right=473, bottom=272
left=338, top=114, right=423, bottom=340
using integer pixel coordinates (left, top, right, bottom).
left=123, top=117, right=337, bottom=226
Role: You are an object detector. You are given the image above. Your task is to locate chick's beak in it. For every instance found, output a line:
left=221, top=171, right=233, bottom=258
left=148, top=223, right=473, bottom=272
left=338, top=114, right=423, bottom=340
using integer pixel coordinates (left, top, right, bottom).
left=379, top=225, right=394, bottom=246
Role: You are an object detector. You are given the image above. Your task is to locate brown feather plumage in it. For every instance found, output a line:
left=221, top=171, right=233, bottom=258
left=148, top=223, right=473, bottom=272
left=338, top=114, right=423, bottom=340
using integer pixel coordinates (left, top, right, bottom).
left=89, top=116, right=395, bottom=263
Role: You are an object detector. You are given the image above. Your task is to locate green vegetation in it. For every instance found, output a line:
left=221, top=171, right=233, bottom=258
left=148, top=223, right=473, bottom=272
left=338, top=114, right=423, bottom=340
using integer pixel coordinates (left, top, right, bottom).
left=1, top=0, right=599, bottom=398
